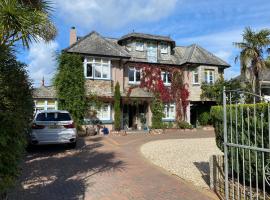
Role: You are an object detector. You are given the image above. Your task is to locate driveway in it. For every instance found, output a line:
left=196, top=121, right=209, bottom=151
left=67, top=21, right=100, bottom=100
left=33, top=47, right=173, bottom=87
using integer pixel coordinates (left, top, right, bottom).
left=9, top=131, right=218, bottom=200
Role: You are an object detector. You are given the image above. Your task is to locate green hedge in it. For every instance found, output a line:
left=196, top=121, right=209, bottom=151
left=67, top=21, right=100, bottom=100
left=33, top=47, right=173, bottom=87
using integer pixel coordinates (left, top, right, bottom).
left=211, top=103, right=270, bottom=189
left=0, top=48, right=33, bottom=195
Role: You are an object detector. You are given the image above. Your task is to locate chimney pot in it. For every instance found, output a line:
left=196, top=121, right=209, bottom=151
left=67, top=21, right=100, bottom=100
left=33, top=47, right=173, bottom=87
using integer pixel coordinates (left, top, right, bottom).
left=69, top=27, right=77, bottom=46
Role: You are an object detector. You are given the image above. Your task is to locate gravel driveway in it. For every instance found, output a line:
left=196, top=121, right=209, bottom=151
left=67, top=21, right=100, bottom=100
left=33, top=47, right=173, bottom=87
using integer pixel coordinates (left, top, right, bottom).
left=141, top=138, right=223, bottom=189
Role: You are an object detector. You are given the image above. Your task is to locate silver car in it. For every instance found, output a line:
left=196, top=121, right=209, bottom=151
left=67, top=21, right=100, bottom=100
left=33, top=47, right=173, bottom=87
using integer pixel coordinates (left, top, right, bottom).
left=30, top=110, right=77, bottom=148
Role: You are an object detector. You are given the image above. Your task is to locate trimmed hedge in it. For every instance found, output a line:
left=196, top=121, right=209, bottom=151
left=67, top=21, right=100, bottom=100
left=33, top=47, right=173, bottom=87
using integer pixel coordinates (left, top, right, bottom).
left=211, top=103, right=270, bottom=190
left=0, top=48, right=33, bottom=195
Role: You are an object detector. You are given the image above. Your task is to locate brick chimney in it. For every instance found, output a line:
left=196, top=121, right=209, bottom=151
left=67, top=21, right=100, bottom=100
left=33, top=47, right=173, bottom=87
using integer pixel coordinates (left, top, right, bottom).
left=69, top=27, right=77, bottom=46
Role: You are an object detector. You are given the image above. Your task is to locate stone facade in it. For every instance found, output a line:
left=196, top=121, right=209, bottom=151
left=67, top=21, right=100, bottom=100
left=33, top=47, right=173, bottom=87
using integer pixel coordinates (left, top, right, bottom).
left=85, top=79, right=113, bottom=96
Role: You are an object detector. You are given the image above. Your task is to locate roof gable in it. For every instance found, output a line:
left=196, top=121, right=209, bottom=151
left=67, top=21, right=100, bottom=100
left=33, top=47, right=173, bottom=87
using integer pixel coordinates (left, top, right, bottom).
left=65, top=31, right=130, bottom=58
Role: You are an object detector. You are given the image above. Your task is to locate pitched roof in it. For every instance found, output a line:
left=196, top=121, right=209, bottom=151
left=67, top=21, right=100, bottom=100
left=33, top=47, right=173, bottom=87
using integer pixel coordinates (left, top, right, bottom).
left=118, top=32, right=175, bottom=47
left=33, top=86, right=56, bottom=99
left=171, top=44, right=229, bottom=67
left=65, top=31, right=130, bottom=58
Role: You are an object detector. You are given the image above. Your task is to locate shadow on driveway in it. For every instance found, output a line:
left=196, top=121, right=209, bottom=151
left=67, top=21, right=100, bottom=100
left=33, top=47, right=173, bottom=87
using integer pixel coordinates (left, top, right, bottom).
left=9, top=137, right=126, bottom=200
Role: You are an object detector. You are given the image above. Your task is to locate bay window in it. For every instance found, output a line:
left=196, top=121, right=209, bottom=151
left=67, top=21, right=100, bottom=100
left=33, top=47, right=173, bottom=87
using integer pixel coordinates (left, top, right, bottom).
left=96, top=104, right=111, bottom=120
left=204, top=69, right=214, bottom=84
left=160, top=43, right=168, bottom=54
left=163, top=103, right=175, bottom=120
left=193, top=69, right=199, bottom=84
left=84, top=58, right=111, bottom=79
left=128, top=67, right=141, bottom=84
left=161, top=71, right=171, bottom=86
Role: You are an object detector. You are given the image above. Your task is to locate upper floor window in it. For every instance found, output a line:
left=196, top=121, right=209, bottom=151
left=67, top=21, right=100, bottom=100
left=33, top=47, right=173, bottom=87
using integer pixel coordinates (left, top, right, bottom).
left=160, top=43, right=168, bottom=54
left=84, top=58, right=111, bottom=80
left=135, top=41, right=144, bottom=51
left=204, top=69, right=214, bottom=84
left=163, top=103, right=175, bottom=120
left=193, top=69, right=199, bottom=85
left=128, top=67, right=140, bottom=84
left=161, top=71, right=171, bottom=86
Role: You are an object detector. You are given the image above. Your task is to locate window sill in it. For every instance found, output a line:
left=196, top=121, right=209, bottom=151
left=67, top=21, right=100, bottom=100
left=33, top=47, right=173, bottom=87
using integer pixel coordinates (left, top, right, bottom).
left=128, top=82, right=141, bottom=85
left=162, top=118, right=175, bottom=122
left=192, top=83, right=200, bottom=86
left=85, top=77, right=111, bottom=81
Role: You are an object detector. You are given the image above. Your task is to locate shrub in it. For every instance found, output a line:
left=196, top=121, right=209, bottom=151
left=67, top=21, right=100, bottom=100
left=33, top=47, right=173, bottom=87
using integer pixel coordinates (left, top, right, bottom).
left=114, top=82, right=121, bottom=131
left=54, top=53, right=86, bottom=126
left=198, top=111, right=211, bottom=126
left=0, top=48, right=33, bottom=195
left=211, top=103, right=270, bottom=190
left=151, top=97, right=164, bottom=129
left=177, top=121, right=192, bottom=129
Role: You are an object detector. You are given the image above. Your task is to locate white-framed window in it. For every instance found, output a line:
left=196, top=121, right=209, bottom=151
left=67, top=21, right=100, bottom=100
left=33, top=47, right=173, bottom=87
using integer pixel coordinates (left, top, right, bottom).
left=161, top=71, right=171, bottom=86
left=128, top=67, right=141, bottom=84
left=193, top=69, right=199, bottom=84
left=204, top=69, right=215, bottom=84
left=84, top=57, right=111, bottom=79
left=135, top=41, right=144, bottom=51
left=160, top=43, right=168, bottom=54
left=163, top=103, right=175, bottom=119
left=96, top=104, right=111, bottom=120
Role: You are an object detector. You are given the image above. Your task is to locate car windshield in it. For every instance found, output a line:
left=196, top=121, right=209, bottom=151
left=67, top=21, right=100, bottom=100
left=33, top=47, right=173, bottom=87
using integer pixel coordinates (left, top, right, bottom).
left=36, top=112, right=71, bottom=121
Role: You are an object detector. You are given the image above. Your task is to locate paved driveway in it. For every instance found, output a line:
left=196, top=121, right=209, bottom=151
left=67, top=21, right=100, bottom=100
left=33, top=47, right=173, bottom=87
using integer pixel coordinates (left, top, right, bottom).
left=9, top=131, right=218, bottom=200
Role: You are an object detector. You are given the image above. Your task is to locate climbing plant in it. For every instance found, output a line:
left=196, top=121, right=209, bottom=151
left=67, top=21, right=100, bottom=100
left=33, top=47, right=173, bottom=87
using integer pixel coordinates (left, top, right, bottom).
left=126, top=63, right=190, bottom=121
left=114, top=82, right=121, bottom=131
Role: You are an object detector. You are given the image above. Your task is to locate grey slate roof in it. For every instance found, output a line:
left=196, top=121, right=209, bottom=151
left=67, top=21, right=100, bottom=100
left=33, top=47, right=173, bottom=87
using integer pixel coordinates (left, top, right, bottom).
left=64, top=31, right=229, bottom=67
left=118, top=32, right=175, bottom=47
left=33, top=86, right=56, bottom=99
left=65, top=31, right=130, bottom=58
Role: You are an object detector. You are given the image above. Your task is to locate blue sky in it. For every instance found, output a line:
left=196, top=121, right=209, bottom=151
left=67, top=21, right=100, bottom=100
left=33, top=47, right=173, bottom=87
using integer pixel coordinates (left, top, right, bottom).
left=17, top=0, right=270, bottom=87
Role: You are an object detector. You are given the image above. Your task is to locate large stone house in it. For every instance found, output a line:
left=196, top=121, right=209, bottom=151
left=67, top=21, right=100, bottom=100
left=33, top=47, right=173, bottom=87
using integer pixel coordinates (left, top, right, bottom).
left=33, top=27, right=230, bottom=130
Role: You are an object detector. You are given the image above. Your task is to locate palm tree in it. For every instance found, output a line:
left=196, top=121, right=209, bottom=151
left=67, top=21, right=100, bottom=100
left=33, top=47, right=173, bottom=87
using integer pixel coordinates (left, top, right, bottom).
left=234, top=27, right=270, bottom=96
left=0, top=0, right=57, bottom=48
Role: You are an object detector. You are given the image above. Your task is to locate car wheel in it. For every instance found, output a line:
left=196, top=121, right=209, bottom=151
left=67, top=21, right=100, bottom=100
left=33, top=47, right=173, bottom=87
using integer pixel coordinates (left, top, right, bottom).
left=68, top=141, right=77, bottom=149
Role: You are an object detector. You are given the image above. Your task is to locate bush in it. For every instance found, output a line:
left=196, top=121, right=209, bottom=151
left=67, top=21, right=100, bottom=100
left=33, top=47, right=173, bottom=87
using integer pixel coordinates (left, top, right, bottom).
left=151, top=97, right=164, bottom=129
left=0, top=48, right=33, bottom=195
left=114, top=82, right=121, bottom=131
left=177, top=121, right=192, bottom=129
left=54, top=53, right=86, bottom=126
left=198, top=112, right=211, bottom=126
left=211, top=103, right=270, bottom=190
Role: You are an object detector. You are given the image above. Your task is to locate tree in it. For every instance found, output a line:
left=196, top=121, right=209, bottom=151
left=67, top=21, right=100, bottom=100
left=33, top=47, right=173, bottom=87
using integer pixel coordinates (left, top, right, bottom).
left=0, top=0, right=57, bottom=48
left=0, top=47, right=33, bottom=196
left=234, top=27, right=270, bottom=95
left=201, top=77, right=251, bottom=105
left=54, top=53, right=86, bottom=126
left=114, top=82, right=121, bottom=131
left=151, top=97, right=164, bottom=129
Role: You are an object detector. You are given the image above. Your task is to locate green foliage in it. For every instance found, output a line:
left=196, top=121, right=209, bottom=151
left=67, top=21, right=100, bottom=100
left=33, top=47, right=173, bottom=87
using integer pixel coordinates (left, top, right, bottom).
left=114, top=82, right=121, bottom=131
left=54, top=53, right=86, bottom=126
left=151, top=97, right=164, bottom=129
left=0, top=47, right=33, bottom=194
left=0, top=0, right=57, bottom=48
left=201, top=77, right=251, bottom=105
left=211, top=103, right=270, bottom=188
left=177, top=121, right=193, bottom=129
left=198, top=112, right=211, bottom=126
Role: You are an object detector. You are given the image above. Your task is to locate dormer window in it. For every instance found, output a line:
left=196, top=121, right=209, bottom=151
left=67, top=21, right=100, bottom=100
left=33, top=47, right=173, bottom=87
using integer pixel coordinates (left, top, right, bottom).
left=135, top=41, right=144, bottom=51
left=160, top=43, right=168, bottom=54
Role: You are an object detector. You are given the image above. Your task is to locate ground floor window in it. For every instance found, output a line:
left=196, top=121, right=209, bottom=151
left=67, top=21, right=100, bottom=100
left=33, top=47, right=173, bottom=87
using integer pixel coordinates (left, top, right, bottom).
left=96, top=104, right=111, bottom=120
left=163, top=103, right=175, bottom=120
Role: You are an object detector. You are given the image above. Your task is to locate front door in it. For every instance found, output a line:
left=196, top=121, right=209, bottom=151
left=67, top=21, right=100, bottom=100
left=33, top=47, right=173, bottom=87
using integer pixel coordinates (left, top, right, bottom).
left=147, top=42, right=157, bottom=63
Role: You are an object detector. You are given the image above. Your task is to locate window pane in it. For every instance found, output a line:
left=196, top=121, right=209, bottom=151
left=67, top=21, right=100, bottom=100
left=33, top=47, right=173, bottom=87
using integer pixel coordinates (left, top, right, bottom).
left=129, top=68, right=135, bottom=82
left=102, top=64, right=109, bottom=78
left=167, top=72, right=171, bottom=83
left=94, top=64, right=102, bottom=78
left=161, top=72, right=166, bottom=82
left=87, top=64, right=93, bottom=77
left=102, top=59, right=109, bottom=64
left=204, top=71, right=208, bottom=82
left=136, top=70, right=140, bottom=82
left=36, top=113, right=71, bottom=121
left=95, top=58, right=101, bottom=63
left=194, top=74, right=199, bottom=83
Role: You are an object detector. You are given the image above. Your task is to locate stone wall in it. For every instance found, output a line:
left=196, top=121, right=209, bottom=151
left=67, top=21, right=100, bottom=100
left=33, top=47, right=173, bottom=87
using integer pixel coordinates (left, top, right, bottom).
left=85, top=79, right=113, bottom=96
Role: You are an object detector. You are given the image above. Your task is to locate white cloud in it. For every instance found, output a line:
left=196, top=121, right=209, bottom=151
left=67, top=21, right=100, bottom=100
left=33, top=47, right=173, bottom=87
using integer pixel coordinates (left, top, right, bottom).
left=27, top=40, right=58, bottom=87
left=55, top=0, right=178, bottom=29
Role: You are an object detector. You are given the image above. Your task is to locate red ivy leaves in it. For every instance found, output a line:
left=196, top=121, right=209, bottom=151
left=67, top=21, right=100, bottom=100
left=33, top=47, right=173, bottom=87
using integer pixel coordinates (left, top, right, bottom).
left=128, top=63, right=190, bottom=121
